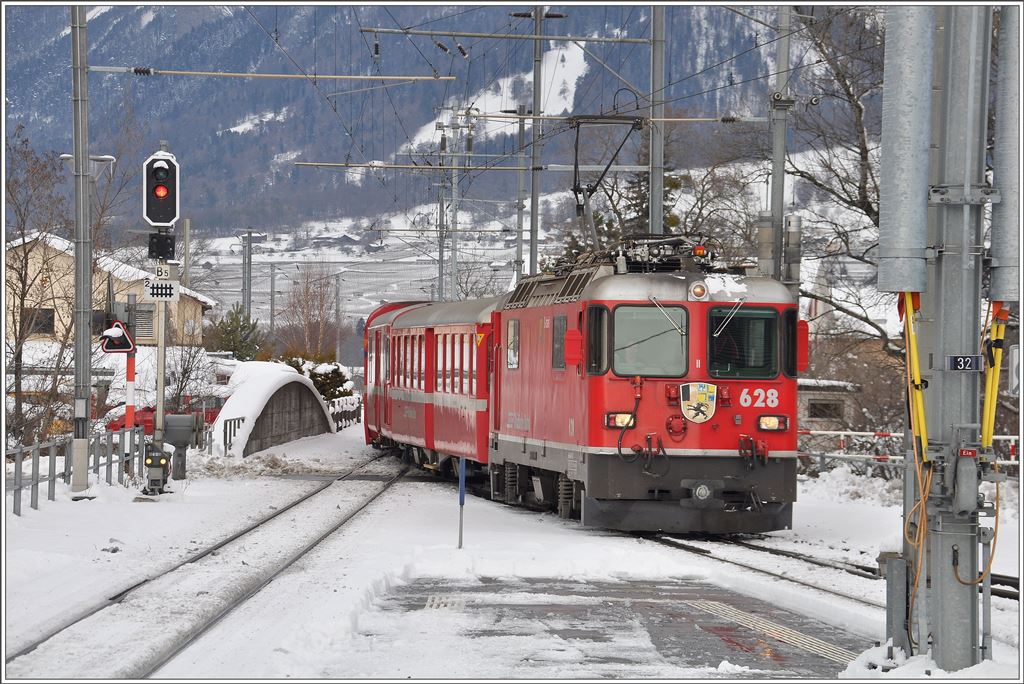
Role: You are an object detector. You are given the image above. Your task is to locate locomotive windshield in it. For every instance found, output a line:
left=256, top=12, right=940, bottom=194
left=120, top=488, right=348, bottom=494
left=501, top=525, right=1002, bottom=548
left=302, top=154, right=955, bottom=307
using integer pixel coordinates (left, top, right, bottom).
left=708, top=308, right=778, bottom=378
left=612, top=305, right=687, bottom=377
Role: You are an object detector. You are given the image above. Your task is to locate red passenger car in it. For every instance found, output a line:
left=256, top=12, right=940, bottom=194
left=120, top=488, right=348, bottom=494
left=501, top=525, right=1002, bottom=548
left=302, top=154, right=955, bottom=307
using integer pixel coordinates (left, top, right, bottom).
left=365, top=246, right=807, bottom=533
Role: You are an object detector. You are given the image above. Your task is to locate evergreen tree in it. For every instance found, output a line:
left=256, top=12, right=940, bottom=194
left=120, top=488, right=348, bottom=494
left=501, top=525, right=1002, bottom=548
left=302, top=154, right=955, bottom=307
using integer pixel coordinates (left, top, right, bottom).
left=204, top=303, right=263, bottom=361
left=283, top=357, right=353, bottom=401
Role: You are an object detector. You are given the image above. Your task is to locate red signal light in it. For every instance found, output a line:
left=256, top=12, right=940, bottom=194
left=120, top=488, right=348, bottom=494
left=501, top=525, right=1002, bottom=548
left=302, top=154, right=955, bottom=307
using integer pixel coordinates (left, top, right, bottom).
left=153, top=184, right=169, bottom=199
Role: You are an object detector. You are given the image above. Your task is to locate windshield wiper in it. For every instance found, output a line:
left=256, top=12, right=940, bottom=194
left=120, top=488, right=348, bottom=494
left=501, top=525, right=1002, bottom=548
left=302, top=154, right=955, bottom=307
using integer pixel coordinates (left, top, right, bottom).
left=648, top=296, right=685, bottom=336
left=712, top=297, right=746, bottom=337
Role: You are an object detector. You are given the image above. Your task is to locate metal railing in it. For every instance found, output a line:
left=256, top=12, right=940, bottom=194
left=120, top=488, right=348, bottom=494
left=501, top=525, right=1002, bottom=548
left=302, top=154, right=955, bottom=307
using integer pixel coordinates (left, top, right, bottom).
left=798, top=429, right=1020, bottom=478
left=328, top=395, right=362, bottom=431
left=222, top=417, right=245, bottom=452
left=6, top=427, right=146, bottom=516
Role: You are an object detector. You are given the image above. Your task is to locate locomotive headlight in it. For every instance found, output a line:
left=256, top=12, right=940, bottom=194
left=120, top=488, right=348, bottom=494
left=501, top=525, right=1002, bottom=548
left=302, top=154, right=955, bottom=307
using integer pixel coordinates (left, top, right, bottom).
left=758, top=415, right=788, bottom=431
left=688, top=281, right=709, bottom=301
left=605, top=413, right=636, bottom=428
left=145, top=457, right=153, bottom=465
left=159, top=457, right=167, bottom=465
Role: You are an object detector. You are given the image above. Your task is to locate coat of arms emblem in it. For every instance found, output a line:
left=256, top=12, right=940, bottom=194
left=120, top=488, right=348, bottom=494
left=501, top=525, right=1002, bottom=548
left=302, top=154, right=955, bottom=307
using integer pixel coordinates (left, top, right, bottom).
left=680, top=382, right=717, bottom=424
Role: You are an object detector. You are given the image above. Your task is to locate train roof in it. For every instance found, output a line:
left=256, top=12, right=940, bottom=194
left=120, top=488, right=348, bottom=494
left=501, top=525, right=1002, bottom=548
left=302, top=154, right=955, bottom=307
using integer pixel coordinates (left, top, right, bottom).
left=581, top=272, right=794, bottom=304
left=391, top=295, right=506, bottom=329
left=366, top=302, right=430, bottom=329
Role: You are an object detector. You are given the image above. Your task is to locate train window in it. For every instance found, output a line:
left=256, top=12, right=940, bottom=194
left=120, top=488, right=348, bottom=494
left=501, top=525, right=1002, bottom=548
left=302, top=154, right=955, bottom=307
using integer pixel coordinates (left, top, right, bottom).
left=471, top=335, right=477, bottom=394
left=442, top=334, right=449, bottom=392
left=708, top=308, right=778, bottom=379
left=552, top=315, right=567, bottom=369
left=415, top=336, right=421, bottom=390
left=452, top=333, right=460, bottom=393
left=412, top=336, right=419, bottom=390
left=419, top=335, right=425, bottom=390
left=783, top=309, right=797, bottom=378
left=507, top=319, right=520, bottom=369
left=587, top=306, right=609, bottom=375
left=382, top=336, right=390, bottom=384
left=436, top=336, right=444, bottom=392
left=612, top=306, right=687, bottom=377
left=368, top=334, right=375, bottom=386
left=462, top=334, right=471, bottom=393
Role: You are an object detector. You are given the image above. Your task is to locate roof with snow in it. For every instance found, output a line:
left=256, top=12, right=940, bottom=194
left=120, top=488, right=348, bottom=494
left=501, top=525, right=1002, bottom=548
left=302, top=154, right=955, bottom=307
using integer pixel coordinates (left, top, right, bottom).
left=210, top=361, right=335, bottom=457
left=6, top=232, right=218, bottom=308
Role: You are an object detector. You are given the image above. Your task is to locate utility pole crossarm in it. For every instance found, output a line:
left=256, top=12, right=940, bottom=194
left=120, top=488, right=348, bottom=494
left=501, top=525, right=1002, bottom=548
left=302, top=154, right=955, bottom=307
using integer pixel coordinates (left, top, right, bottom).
left=361, top=27, right=649, bottom=44
left=88, top=65, right=455, bottom=81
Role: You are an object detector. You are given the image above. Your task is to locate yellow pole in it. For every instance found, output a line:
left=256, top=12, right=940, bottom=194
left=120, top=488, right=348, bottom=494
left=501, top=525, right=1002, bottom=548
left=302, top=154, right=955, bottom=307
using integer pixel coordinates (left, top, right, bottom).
left=904, top=292, right=929, bottom=459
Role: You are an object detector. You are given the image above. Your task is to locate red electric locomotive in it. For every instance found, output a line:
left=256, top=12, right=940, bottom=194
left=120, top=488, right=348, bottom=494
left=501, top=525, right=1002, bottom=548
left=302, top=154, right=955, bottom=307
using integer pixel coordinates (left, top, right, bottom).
left=365, top=242, right=808, bottom=533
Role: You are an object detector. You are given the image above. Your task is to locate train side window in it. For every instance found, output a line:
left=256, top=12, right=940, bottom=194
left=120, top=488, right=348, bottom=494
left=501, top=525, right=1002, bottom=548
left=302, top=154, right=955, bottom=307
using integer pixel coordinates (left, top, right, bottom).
left=414, top=335, right=420, bottom=390
left=367, top=334, right=375, bottom=386
left=507, top=319, right=520, bottom=369
left=462, top=334, right=471, bottom=393
left=382, top=336, right=390, bottom=384
left=441, top=334, right=448, bottom=392
left=419, top=335, right=425, bottom=390
left=783, top=309, right=797, bottom=378
left=454, top=333, right=462, bottom=393
left=434, top=335, right=442, bottom=393
left=552, top=315, right=567, bottom=369
left=586, top=306, right=609, bottom=374
left=471, top=335, right=477, bottom=394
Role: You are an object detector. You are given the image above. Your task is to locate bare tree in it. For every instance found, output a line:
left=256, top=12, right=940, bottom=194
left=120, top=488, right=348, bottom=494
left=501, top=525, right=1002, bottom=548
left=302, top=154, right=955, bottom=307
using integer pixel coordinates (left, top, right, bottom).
left=4, top=127, right=73, bottom=445
left=456, top=262, right=509, bottom=300
left=278, top=261, right=337, bottom=357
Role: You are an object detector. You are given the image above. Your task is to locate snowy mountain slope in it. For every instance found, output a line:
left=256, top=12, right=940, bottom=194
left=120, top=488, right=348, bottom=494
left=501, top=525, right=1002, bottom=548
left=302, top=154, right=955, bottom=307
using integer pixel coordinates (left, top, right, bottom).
left=5, top=5, right=774, bottom=233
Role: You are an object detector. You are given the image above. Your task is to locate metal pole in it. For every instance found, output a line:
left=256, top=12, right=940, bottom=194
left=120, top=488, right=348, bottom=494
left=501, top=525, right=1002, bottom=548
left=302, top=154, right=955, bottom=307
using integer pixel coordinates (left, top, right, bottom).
left=182, top=218, right=191, bottom=288
left=515, top=104, right=527, bottom=283
left=458, top=456, right=466, bottom=549
left=529, top=6, right=543, bottom=275
left=649, top=5, right=666, bottom=235
left=126, top=293, right=136, bottom=432
left=770, top=5, right=792, bottom=281
left=451, top=115, right=460, bottom=301
left=877, top=7, right=934, bottom=295
left=438, top=169, right=446, bottom=302
left=244, top=229, right=252, bottom=321
left=989, top=5, right=1019, bottom=303
left=269, top=263, right=276, bottom=337
left=920, top=6, right=992, bottom=670
left=70, top=5, right=92, bottom=493
left=335, top=273, right=343, bottom=361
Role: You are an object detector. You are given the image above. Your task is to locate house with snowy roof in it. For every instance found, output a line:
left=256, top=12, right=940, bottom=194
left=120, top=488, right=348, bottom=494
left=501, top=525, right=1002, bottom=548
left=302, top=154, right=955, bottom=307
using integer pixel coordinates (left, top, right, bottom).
left=5, top=232, right=217, bottom=347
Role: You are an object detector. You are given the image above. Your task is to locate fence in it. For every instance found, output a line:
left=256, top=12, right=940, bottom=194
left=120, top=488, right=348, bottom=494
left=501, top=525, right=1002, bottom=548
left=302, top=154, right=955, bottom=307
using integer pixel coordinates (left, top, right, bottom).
left=799, top=430, right=1020, bottom=477
left=222, top=417, right=244, bottom=453
left=328, top=395, right=362, bottom=431
left=6, top=427, right=146, bottom=517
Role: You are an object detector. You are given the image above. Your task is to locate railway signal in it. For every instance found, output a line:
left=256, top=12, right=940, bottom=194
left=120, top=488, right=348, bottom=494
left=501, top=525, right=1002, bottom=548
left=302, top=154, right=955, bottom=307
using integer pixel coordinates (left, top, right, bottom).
left=142, top=152, right=180, bottom=227
left=99, top=320, right=135, bottom=354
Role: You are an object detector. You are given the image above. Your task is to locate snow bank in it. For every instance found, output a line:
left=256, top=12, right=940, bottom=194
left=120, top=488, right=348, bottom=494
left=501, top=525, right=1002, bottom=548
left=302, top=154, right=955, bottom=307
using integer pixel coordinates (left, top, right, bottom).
left=209, top=361, right=334, bottom=457
left=841, top=641, right=1019, bottom=679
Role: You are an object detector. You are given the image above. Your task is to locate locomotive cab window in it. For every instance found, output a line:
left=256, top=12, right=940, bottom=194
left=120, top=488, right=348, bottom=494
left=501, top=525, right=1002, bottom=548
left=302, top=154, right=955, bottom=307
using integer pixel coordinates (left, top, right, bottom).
left=709, top=307, right=778, bottom=378
left=507, top=319, right=520, bottom=369
left=587, top=306, right=609, bottom=375
left=612, top=305, right=687, bottom=377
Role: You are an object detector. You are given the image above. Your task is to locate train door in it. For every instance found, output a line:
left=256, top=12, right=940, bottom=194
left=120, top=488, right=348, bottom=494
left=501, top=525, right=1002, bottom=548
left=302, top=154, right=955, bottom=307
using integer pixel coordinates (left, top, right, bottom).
left=373, top=330, right=384, bottom=430
left=382, top=332, right=392, bottom=430
left=490, top=311, right=501, bottom=432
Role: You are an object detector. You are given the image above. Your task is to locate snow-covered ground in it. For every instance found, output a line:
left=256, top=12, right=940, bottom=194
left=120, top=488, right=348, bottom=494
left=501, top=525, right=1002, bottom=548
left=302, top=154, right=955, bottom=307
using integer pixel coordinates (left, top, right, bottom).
left=4, top=426, right=1019, bottom=678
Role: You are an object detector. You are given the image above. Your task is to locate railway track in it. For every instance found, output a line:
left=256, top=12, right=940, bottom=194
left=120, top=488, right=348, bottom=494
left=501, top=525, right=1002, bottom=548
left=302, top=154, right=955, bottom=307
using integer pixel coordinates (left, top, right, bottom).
left=5, top=456, right=406, bottom=679
left=642, top=534, right=887, bottom=609
left=645, top=535, right=1019, bottom=603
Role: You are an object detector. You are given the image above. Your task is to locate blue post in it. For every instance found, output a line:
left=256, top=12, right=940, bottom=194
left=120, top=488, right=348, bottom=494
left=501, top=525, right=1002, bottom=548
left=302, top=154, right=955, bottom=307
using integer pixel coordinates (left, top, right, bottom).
left=458, top=456, right=466, bottom=549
